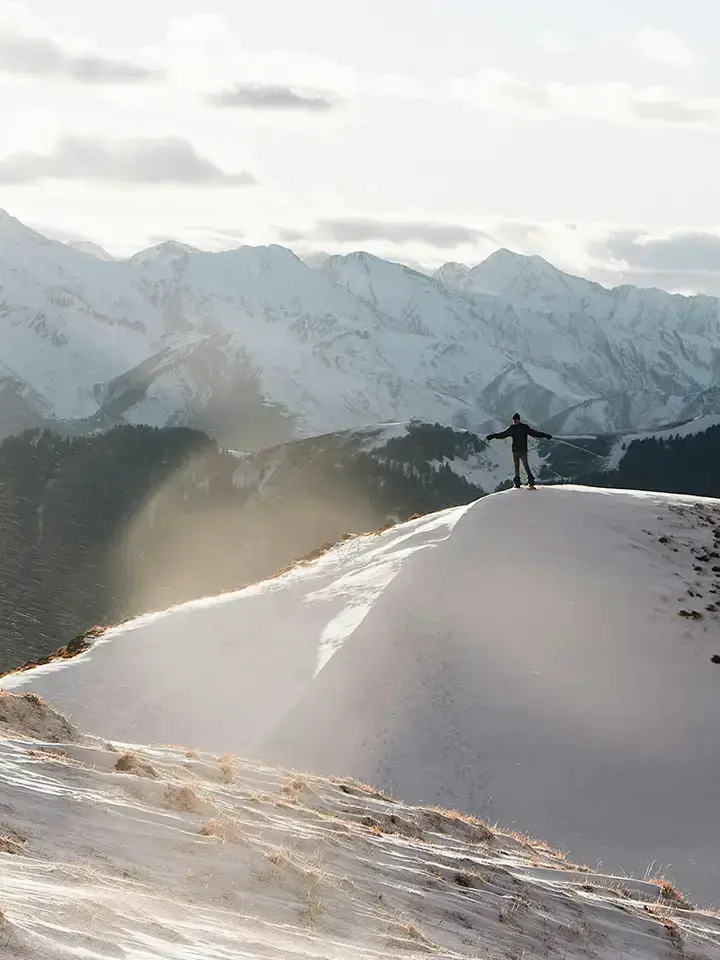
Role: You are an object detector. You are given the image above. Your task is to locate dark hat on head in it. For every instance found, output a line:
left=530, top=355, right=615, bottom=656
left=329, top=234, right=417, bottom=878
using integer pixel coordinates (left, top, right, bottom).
left=512, top=412, right=521, bottom=421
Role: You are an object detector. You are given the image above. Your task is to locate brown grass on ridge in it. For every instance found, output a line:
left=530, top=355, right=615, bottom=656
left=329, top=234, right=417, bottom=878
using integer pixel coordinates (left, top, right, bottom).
left=0, top=625, right=105, bottom=682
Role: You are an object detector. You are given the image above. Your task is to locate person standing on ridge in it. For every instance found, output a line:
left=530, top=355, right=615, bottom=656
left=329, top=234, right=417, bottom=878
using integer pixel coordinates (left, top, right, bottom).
left=486, top=413, right=552, bottom=489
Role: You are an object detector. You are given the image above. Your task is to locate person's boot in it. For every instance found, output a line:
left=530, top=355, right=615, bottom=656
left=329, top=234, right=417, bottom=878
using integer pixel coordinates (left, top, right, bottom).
left=513, top=475, right=521, bottom=488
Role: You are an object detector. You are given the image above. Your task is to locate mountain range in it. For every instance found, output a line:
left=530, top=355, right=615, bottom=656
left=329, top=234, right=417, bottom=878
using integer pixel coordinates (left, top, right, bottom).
left=2, top=208, right=720, bottom=445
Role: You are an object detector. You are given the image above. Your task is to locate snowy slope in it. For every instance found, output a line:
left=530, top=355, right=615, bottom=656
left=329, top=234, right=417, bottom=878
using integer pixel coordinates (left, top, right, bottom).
left=3, top=208, right=720, bottom=442
left=4, top=485, right=720, bottom=903
left=544, top=392, right=693, bottom=435
left=2, top=694, right=719, bottom=959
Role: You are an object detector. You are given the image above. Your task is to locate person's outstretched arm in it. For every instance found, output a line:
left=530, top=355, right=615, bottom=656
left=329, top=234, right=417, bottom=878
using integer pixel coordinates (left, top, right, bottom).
left=528, top=427, right=553, bottom=439
left=488, top=427, right=512, bottom=440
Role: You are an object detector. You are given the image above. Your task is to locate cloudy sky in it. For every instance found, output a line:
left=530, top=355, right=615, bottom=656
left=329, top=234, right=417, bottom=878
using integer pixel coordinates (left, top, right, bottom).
left=1, top=0, right=720, bottom=292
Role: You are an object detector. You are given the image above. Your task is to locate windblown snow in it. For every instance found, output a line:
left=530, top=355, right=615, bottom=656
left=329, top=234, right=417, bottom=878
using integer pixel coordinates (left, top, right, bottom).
left=3, top=485, right=720, bottom=915
left=2, top=693, right=720, bottom=959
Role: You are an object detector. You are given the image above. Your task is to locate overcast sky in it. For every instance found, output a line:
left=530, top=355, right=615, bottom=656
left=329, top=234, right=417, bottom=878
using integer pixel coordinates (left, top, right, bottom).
left=2, top=0, right=720, bottom=292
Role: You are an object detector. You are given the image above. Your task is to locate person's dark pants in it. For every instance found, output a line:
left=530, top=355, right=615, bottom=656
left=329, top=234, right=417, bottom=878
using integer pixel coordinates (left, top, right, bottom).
left=512, top=451, right=534, bottom=486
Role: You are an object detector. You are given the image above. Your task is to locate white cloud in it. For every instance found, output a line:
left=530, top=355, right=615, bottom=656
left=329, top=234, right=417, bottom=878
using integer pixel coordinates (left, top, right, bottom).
left=0, top=2, right=161, bottom=83
left=483, top=220, right=720, bottom=296
left=534, top=30, right=575, bottom=54
left=450, top=68, right=720, bottom=128
left=1, top=3, right=718, bottom=297
left=152, top=14, right=358, bottom=99
left=277, top=217, right=499, bottom=248
left=622, top=27, right=701, bottom=75
left=0, top=136, right=256, bottom=185
left=206, top=83, right=336, bottom=112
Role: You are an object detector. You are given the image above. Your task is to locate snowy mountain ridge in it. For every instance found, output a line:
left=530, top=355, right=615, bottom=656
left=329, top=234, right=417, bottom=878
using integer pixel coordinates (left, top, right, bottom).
left=3, top=484, right=720, bottom=906
left=2, top=208, right=720, bottom=444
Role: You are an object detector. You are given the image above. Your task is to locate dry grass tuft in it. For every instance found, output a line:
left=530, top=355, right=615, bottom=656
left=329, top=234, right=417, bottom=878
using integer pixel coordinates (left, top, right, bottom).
left=114, top=752, right=158, bottom=779
left=0, top=626, right=104, bottom=682
left=663, top=918, right=683, bottom=947
left=454, top=870, right=483, bottom=889
left=0, top=693, right=76, bottom=743
left=165, top=785, right=198, bottom=812
left=219, top=753, right=237, bottom=783
left=505, top=828, right=572, bottom=863
left=498, top=890, right=529, bottom=925
left=402, top=920, right=435, bottom=949
left=0, top=836, right=25, bottom=856
left=651, top=877, right=692, bottom=908
left=26, top=748, right=67, bottom=762
left=299, top=869, right=325, bottom=928
left=423, top=806, right=494, bottom=844
left=199, top=817, right=247, bottom=844
left=359, top=812, right=423, bottom=841
left=332, top=777, right=396, bottom=802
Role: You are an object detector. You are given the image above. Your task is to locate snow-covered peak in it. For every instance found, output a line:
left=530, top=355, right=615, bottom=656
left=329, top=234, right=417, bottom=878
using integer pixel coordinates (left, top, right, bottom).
left=300, top=249, right=332, bottom=269
left=0, top=207, right=60, bottom=251
left=318, top=249, right=508, bottom=349
left=0, top=207, right=34, bottom=233
left=445, top=248, right=568, bottom=297
left=321, top=249, right=392, bottom=280
left=433, top=260, right=470, bottom=286
left=127, top=239, right=201, bottom=267
left=233, top=242, right=308, bottom=270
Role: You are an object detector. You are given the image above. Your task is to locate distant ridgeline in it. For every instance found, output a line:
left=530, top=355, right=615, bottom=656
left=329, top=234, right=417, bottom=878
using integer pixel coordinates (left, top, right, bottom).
left=0, top=423, right=486, bottom=672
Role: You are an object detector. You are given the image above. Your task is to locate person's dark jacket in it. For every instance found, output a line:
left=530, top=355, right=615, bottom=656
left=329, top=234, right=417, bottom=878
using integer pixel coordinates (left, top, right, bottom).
left=486, top=422, right=552, bottom=454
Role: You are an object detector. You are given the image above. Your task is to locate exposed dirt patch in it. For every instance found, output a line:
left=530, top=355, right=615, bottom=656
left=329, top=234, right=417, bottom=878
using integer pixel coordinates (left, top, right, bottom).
left=0, top=692, right=76, bottom=742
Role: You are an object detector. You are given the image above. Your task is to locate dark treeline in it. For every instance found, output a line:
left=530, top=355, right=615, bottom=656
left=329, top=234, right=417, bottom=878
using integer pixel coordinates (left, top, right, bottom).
left=0, top=422, right=486, bottom=672
left=581, top=427, right=720, bottom=498
left=0, top=425, right=223, bottom=671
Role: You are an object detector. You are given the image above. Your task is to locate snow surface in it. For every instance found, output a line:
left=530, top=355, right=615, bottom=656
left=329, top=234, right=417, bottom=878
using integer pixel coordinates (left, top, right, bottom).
left=3, top=209, right=720, bottom=440
left=4, top=485, right=720, bottom=905
left=2, top=692, right=719, bottom=959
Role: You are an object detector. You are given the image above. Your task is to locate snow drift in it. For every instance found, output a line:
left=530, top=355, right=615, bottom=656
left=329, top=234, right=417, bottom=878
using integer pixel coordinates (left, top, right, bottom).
left=2, top=691, right=719, bottom=959
left=3, top=485, right=720, bottom=903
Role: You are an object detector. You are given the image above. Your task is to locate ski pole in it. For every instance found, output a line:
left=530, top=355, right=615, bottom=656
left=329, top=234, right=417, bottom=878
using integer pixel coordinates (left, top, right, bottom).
left=549, top=437, right=606, bottom=460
